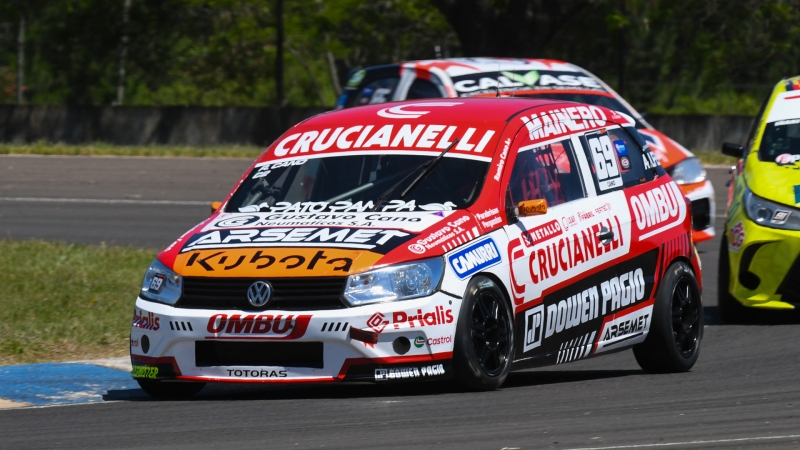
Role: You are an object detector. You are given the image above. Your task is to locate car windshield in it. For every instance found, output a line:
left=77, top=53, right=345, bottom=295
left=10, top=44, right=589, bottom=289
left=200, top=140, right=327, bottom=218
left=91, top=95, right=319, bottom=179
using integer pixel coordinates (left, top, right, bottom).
left=759, top=119, right=800, bottom=161
left=225, top=154, right=490, bottom=212
left=516, top=93, right=644, bottom=128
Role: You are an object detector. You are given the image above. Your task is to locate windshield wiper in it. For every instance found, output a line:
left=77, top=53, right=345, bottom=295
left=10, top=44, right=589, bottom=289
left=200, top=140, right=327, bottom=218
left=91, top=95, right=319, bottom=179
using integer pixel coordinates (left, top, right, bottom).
left=371, top=138, right=459, bottom=212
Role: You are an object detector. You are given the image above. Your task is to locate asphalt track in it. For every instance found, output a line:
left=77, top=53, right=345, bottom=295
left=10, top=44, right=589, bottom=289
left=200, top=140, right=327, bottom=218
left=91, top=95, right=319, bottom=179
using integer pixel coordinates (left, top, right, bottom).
left=2, top=156, right=800, bottom=449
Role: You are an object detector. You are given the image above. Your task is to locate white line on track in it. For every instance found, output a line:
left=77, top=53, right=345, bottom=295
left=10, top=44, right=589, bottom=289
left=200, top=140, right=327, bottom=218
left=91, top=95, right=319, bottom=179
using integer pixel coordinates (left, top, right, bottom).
left=0, top=196, right=208, bottom=206
left=565, top=434, right=800, bottom=449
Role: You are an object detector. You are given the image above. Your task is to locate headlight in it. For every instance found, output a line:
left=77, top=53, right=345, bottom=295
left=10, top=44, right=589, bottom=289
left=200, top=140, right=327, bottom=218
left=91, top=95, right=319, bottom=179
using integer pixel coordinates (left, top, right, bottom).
left=343, top=258, right=444, bottom=306
left=668, top=157, right=706, bottom=184
left=140, top=260, right=182, bottom=305
left=743, top=186, right=800, bottom=230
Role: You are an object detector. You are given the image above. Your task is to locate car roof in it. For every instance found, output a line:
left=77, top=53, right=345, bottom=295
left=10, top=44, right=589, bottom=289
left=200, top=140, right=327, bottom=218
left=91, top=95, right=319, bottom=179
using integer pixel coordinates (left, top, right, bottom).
left=400, top=57, right=587, bottom=77
left=259, top=98, right=631, bottom=164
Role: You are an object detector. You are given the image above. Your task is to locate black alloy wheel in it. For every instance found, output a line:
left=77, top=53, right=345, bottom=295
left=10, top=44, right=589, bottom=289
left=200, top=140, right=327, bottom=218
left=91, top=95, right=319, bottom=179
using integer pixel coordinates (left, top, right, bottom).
left=671, top=275, right=701, bottom=358
left=633, top=261, right=703, bottom=373
left=453, top=276, right=514, bottom=390
left=471, top=290, right=511, bottom=377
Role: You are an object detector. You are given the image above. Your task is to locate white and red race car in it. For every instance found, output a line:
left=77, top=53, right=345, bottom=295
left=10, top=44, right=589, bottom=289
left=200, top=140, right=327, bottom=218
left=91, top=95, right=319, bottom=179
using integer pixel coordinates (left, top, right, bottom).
left=336, top=57, right=715, bottom=243
left=131, top=98, right=703, bottom=397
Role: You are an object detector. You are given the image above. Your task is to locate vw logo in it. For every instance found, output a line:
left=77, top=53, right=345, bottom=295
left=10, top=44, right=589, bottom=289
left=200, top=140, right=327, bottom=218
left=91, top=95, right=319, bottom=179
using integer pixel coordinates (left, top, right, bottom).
left=247, top=281, right=272, bottom=307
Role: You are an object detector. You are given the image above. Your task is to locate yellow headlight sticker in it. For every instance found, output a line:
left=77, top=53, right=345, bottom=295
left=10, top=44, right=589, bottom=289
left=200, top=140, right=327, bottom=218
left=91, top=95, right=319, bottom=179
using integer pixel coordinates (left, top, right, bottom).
left=174, top=247, right=383, bottom=277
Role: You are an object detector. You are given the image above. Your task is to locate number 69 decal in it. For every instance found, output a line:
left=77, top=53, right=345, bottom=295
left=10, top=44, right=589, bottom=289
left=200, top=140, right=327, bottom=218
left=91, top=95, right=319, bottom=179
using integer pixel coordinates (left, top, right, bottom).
left=586, top=132, right=622, bottom=191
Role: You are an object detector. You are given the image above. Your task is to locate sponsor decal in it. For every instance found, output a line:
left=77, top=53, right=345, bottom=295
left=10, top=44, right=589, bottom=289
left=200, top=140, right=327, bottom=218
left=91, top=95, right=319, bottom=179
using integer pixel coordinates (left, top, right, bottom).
left=447, top=237, right=501, bottom=279
left=776, top=153, right=800, bottom=166
left=628, top=181, right=686, bottom=241
left=226, top=369, right=288, bottom=378
left=523, top=305, right=544, bottom=353
left=521, top=219, right=562, bottom=247
left=426, top=335, right=452, bottom=346
left=409, top=215, right=480, bottom=254
left=236, top=200, right=454, bottom=215
left=131, top=365, right=158, bottom=379
left=520, top=106, right=608, bottom=143
left=175, top=248, right=382, bottom=277
left=272, top=124, right=496, bottom=158
left=772, top=210, right=791, bottom=224
left=206, top=314, right=312, bottom=339
left=562, top=215, right=576, bottom=231
left=132, top=308, right=160, bottom=331
left=595, top=304, right=652, bottom=353
left=452, top=70, right=604, bottom=96
left=376, top=102, right=461, bottom=119
left=514, top=249, right=655, bottom=358
left=476, top=207, right=502, bottom=228
left=374, top=364, right=446, bottom=380
left=392, top=306, right=454, bottom=330
left=253, top=159, right=307, bottom=179
left=184, top=227, right=411, bottom=252
left=493, top=138, right=511, bottom=181
left=367, top=312, right=389, bottom=334
left=414, top=336, right=426, bottom=348
left=130, top=338, right=138, bottom=347
left=729, top=221, right=745, bottom=251
left=785, top=79, right=800, bottom=91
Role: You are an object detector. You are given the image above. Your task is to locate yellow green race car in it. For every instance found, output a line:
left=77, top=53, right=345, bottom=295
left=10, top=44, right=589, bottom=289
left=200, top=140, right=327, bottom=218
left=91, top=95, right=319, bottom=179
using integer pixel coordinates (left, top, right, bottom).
left=719, top=76, right=800, bottom=322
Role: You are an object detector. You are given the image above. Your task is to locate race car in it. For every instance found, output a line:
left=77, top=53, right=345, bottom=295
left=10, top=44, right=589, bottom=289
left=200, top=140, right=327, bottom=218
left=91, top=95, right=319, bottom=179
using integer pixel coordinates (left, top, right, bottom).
left=335, top=57, right=715, bottom=243
left=131, top=98, right=703, bottom=397
left=718, top=76, right=800, bottom=322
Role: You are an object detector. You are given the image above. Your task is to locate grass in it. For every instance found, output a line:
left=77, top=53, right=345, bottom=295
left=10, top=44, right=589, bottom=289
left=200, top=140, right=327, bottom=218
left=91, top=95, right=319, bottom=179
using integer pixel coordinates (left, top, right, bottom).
left=0, top=142, right=263, bottom=158
left=1, top=142, right=737, bottom=166
left=691, top=149, right=738, bottom=166
left=0, top=239, right=157, bottom=365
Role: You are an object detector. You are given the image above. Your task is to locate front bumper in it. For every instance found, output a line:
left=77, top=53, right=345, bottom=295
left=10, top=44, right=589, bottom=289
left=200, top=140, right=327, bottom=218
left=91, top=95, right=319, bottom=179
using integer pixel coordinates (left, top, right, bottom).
left=727, top=219, right=800, bottom=309
left=130, top=293, right=459, bottom=384
left=679, top=180, right=715, bottom=243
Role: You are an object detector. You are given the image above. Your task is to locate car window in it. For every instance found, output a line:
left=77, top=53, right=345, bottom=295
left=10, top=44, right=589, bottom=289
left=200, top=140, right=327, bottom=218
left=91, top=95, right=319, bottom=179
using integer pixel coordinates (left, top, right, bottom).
left=226, top=154, right=490, bottom=213
left=345, top=77, right=399, bottom=108
left=507, top=138, right=585, bottom=208
left=406, top=78, right=443, bottom=100
left=579, top=126, right=659, bottom=193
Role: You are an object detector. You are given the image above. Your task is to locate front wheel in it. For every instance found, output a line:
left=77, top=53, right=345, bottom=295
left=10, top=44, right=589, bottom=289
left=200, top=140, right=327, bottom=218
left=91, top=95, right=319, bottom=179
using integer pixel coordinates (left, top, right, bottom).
left=137, top=379, right=206, bottom=398
left=453, top=276, right=514, bottom=391
left=633, top=261, right=703, bottom=373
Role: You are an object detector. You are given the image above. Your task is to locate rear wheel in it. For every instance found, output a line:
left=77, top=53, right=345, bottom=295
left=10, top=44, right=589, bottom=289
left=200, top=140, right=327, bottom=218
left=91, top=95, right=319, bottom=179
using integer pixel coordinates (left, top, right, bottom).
left=717, top=234, right=750, bottom=323
left=453, top=276, right=514, bottom=391
left=634, top=261, right=703, bottom=373
left=137, top=379, right=205, bottom=398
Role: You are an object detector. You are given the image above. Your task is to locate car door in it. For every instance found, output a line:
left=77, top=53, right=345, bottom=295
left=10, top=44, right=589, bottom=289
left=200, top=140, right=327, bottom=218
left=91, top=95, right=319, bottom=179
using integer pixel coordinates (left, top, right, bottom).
left=503, top=116, right=630, bottom=367
left=576, top=124, right=666, bottom=355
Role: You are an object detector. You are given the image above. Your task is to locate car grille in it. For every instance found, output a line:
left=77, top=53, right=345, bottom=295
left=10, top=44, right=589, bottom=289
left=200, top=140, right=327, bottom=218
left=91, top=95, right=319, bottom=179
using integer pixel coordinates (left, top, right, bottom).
left=177, top=277, right=348, bottom=310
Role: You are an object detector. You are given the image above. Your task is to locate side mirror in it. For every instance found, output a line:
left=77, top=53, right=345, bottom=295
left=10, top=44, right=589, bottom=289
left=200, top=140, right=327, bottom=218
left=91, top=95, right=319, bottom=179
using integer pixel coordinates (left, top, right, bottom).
left=722, top=142, right=744, bottom=158
left=518, top=199, right=548, bottom=217
left=504, top=189, right=519, bottom=225
left=211, top=201, right=222, bottom=214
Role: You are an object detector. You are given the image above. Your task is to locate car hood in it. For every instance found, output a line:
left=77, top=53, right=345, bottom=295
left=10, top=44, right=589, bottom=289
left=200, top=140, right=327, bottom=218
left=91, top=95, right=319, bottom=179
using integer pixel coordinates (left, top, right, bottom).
left=157, top=209, right=484, bottom=278
left=745, top=154, right=800, bottom=207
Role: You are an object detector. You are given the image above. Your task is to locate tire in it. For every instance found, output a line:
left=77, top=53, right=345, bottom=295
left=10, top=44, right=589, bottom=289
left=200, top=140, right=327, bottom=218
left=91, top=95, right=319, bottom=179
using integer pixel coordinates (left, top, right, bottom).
left=137, top=379, right=205, bottom=398
left=717, top=233, right=750, bottom=323
left=453, top=276, right=514, bottom=391
left=633, top=261, right=703, bottom=373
